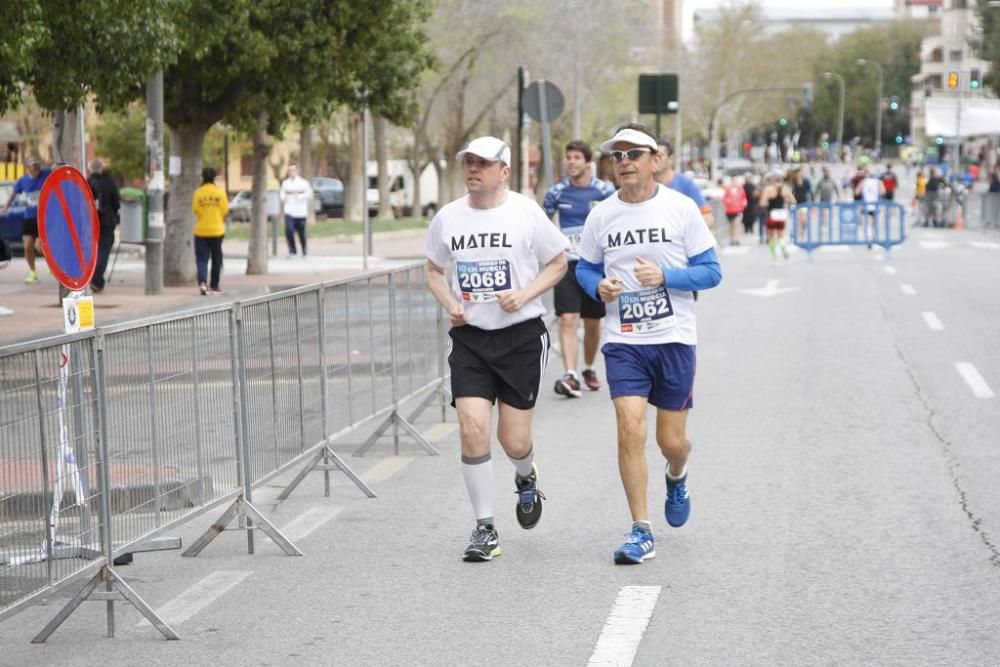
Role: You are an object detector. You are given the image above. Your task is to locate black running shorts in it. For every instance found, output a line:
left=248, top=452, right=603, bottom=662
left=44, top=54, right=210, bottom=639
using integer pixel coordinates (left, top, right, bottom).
left=448, top=317, right=550, bottom=410
left=21, top=218, right=38, bottom=237
left=553, top=260, right=606, bottom=319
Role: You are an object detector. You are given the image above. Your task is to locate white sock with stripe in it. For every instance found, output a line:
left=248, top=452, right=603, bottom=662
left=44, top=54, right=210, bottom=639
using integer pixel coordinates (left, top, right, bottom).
left=461, top=453, right=494, bottom=526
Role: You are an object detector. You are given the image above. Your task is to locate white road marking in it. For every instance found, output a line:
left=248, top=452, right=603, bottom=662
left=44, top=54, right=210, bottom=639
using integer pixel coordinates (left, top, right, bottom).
left=739, top=279, right=799, bottom=297
left=423, top=422, right=458, bottom=442
left=365, top=456, right=414, bottom=483
left=955, top=362, right=995, bottom=399
left=883, top=265, right=897, bottom=275
left=281, top=507, right=342, bottom=542
left=900, top=284, right=917, bottom=295
left=921, top=312, right=944, bottom=331
left=721, top=245, right=751, bottom=256
left=137, top=570, right=252, bottom=627
left=587, top=586, right=661, bottom=667
left=920, top=240, right=950, bottom=249
left=969, top=241, right=1000, bottom=250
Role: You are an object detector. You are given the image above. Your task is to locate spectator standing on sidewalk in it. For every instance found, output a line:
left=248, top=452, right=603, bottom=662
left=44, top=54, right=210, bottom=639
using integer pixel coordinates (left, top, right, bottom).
left=880, top=163, right=898, bottom=201
left=424, top=136, right=568, bottom=562
left=279, top=164, right=313, bottom=258
left=0, top=156, right=50, bottom=284
left=542, top=140, right=616, bottom=398
left=741, top=174, right=759, bottom=238
left=576, top=124, right=722, bottom=564
left=192, top=167, right=228, bottom=295
left=87, top=160, right=120, bottom=293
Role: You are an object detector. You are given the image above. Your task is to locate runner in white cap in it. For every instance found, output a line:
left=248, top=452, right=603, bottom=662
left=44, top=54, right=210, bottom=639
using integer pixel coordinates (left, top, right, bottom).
left=425, top=136, right=570, bottom=562
left=576, top=123, right=722, bottom=564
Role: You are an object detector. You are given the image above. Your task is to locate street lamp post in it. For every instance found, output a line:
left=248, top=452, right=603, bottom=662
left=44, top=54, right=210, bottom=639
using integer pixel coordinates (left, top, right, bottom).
left=822, top=71, right=845, bottom=161
left=856, top=58, right=883, bottom=157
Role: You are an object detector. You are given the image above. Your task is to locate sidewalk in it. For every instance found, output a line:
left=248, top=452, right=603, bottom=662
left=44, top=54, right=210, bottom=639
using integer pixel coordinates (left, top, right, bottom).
left=0, top=230, right=428, bottom=347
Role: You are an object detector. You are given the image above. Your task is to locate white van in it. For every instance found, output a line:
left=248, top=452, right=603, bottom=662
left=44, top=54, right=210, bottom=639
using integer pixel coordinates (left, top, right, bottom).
left=366, top=160, right=439, bottom=218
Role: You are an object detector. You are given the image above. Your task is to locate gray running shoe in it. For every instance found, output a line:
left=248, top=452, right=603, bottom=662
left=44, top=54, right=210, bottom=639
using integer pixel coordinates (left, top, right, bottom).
left=463, top=525, right=501, bottom=562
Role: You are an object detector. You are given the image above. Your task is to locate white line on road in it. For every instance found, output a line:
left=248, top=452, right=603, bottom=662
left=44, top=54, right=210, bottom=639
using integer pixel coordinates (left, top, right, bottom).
left=883, top=265, right=897, bottom=275
left=587, top=585, right=661, bottom=667
left=921, top=312, right=944, bottom=331
left=900, top=284, right=917, bottom=295
left=365, top=456, right=414, bottom=483
left=920, top=240, right=950, bottom=249
left=281, top=507, right=342, bottom=542
left=137, top=570, right=252, bottom=627
left=969, top=241, right=1000, bottom=250
left=955, top=362, right=996, bottom=399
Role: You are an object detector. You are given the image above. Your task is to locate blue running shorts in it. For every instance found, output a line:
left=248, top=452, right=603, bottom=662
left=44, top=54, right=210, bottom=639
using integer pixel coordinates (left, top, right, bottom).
left=602, top=342, right=696, bottom=410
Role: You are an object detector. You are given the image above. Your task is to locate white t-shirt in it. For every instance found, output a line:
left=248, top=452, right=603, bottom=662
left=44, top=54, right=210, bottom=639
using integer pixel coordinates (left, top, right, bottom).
left=425, top=191, right=569, bottom=331
left=578, top=185, right=717, bottom=346
left=280, top=175, right=313, bottom=218
left=860, top=176, right=881, bottom=210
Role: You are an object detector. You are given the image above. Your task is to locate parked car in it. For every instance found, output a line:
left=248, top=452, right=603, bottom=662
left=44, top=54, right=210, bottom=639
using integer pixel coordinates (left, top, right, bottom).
left=228, top=189, right=280, bottom=222
left=312, top=177, right=344, bottom=218
left=0, top=181, right=27, bottom=255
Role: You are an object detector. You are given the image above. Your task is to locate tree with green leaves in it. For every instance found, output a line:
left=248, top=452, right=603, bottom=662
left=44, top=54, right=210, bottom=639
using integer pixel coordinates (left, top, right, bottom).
left=970, top=0, right=1000, bottom=98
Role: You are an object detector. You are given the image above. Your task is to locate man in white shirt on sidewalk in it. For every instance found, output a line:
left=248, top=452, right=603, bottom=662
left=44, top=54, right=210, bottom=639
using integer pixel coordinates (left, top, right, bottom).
left=279, top=164, right=313, bottom=258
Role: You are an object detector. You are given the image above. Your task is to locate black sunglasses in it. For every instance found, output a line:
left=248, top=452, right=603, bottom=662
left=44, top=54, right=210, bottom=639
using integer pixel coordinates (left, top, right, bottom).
left=610, top=148, right=651, bottom=162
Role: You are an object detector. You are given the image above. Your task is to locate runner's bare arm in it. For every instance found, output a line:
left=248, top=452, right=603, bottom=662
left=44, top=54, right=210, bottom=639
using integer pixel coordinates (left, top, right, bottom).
left=426, top=260, right=466, bottom=326
left=496, top=252, right=568, bottom=313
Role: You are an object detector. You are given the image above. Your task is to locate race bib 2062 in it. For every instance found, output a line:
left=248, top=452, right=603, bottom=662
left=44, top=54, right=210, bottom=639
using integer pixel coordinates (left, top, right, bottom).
left=618, top=286, right=674, bottom=334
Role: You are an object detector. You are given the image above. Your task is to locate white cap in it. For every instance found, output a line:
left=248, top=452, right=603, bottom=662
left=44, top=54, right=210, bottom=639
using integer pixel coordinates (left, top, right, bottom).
left=599, top=128, right=659, bottom=153
left=456, top=136, right=511, bottom=166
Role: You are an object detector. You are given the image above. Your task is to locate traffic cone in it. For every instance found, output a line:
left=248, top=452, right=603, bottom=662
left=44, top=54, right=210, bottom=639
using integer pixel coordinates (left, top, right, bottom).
left=954, top=207, right=965, bottom=230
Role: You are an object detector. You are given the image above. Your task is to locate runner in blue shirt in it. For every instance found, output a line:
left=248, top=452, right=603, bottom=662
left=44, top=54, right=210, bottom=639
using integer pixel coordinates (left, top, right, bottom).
left=654, top=139, right=715, bottom=231
left=543, top=140, right=616, bottom=397
left=0, top=156, right=51, bottom=284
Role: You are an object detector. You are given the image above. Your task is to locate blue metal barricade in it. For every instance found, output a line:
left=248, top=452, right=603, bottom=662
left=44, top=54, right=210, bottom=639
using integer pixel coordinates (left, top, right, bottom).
left=789, top=201, right=906, bottom=259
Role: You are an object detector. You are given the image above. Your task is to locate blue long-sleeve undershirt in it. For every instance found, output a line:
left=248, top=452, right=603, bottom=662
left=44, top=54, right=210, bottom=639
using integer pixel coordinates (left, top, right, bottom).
left=575, top=247, right=722, bottom=300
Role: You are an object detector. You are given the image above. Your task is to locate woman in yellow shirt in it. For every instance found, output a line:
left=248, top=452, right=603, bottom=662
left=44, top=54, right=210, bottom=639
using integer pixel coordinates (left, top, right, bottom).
left=191, top=167, right=228, bottom=295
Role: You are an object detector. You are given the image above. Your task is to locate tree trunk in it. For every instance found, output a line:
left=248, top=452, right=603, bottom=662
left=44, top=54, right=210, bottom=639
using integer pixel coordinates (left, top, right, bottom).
left=300, top=124, right=316, bottom=225
left=346, top=111, right=365, bottom=222
left=374, top=115, right=394, bottom=220
left=247, top=109, right=270, bottom=275
left=434, top=160, right=449, bottom=208
left=163, top=124, right=206, bottom=286
left=411, top=160, right=423, bottom=218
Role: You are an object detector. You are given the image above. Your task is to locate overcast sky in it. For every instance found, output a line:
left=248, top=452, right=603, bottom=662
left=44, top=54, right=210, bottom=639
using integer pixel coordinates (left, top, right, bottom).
left=683, top=0, right=897, bottom=39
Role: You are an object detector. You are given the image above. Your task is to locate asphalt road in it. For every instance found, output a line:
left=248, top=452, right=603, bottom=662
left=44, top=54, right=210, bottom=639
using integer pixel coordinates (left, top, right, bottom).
left=1, top=222, right=999, bottom=666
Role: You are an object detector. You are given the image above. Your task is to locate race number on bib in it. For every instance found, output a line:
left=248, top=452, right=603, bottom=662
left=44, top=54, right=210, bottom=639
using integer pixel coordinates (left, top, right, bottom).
left=618, top=286, right=675, bottom=334
left=456, top=259, right=511, bottom=302
left=563, top=225, right=584, bottom=254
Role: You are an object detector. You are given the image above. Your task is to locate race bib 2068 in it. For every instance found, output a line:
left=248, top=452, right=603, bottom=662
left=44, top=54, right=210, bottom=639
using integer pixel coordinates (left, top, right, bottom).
left=457, top=259, right=511, bottom=302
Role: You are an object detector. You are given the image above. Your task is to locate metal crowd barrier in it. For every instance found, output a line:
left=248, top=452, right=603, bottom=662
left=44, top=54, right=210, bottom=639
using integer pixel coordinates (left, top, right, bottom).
left=0, top=261, right=447, bottom=641
left=789, top=200, right=907, bottom=259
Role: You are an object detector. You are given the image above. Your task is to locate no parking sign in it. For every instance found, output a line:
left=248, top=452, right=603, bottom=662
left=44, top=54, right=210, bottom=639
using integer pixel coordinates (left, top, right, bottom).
left=38, top=166, right=99, bottom=292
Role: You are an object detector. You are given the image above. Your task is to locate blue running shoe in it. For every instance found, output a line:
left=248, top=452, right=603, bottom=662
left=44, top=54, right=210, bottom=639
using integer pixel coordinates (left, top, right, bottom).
left=613, top=528, right=655, bottom=565
left=665, top=473, right=690, bottom=527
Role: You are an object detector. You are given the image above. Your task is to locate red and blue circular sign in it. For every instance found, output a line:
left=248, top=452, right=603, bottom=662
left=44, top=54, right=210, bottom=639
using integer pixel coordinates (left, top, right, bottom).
left=38, top=166, right=99, bottom=291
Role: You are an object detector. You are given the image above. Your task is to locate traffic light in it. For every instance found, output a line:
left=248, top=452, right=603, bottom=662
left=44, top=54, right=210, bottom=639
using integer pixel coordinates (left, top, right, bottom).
left=935, top=136, right=945, bottom=145
left=888, top=96, right=900, bottom=112
left=970, top=69, right=981, bottom=90
left=802, top=82, right=814, bottom=112
left=778, top=117, right=788, bottom=127
left=948, top=71, right=960, bottom=89
left=895, top=134, right=903, bottom=144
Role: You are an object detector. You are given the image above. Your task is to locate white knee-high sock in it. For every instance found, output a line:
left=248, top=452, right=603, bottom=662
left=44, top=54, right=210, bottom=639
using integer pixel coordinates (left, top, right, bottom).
left=461, top=453, right=494, bottom=526
left=508, top=445, right=535, bottom=479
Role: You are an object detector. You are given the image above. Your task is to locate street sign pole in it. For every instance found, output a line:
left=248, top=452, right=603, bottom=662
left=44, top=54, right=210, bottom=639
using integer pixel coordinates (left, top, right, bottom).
left=539, top=81, right=554, bottom=192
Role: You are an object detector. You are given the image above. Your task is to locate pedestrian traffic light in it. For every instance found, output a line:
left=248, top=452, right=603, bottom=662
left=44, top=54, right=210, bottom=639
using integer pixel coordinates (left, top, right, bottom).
left=888, top=96, right=900, bottom=112
left=970, top=69, right=981, bottom=90
left=778, top=117, right=788, bottom=127
left=947, top=71, right=960, bottom=89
